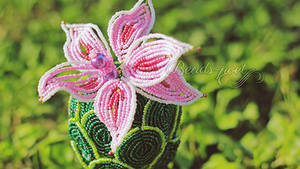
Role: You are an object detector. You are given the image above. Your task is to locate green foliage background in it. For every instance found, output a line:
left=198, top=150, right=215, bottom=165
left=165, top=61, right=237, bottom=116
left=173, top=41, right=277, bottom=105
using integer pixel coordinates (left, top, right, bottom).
left=1, top=0, right=300, bottom=168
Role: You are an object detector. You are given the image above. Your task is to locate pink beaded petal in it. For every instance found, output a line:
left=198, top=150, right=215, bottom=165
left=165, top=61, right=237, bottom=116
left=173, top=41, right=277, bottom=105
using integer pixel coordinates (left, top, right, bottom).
left=122, top=33, right=193, bottom=87
left=137, top=68, right=203, bottom=105
left=108, top=0, right=155, bottom=61
left=61, top=23, right=113, bottom=62
left=38, top=61, right=115, bottom=102
left=94, top=79, right=136, bottom=152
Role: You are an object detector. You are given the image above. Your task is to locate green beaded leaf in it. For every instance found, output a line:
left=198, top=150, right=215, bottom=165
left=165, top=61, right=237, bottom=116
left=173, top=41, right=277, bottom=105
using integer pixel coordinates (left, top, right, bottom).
left=143, top=100, right=180, bottom=138
left=116, top=127, right=166, bottom=168
left=78, top=101, right=94, bottom=119
left=132, top=94, right=148, bottom=128
left=89, top=159, right=133, bottom=169
left=152, top=137, right=181, bottom=168
left=68, top=97, right=78, bottom=118
left=171, top=106, right=182, bottom=139
left=81, top=111, right=112, bottom=157
left=68, top=94, right=182, bottom=169
left=69, top=121, right=97, bottom=166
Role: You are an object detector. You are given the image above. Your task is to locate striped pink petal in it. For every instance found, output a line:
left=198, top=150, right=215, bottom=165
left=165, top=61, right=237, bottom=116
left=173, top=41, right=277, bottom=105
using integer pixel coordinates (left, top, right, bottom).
left=38, top=61, right=115, bottom=102
left=62, top=23, right=113, bottom=62
left=108, top=0, right=155, bottom=61
left=94, top=79, right=136, bottom=152
left=122, top=33, right=193, bottom=87
left=137, top=68, right=203, bottom=105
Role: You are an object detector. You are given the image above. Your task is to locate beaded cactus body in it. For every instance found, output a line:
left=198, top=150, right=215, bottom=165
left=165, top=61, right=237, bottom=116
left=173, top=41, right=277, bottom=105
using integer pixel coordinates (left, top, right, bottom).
left=68, top=94, right=182, bottom=169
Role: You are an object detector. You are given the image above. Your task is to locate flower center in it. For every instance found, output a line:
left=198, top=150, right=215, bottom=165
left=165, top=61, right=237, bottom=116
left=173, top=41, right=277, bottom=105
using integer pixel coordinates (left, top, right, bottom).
left=91, top=53, right=107, bottom=69
left=104, top=70, right=119, bottom=81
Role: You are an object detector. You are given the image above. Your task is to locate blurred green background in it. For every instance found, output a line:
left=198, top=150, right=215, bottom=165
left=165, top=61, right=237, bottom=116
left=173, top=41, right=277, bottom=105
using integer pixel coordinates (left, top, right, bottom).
left=1, top=0, right=300, bottom=168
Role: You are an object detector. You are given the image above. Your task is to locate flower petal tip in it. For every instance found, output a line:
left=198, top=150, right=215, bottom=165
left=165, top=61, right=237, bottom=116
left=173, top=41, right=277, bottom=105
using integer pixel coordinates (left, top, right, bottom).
left=108, top=150, right=114, bottom=156
left=201, top=93, right=207, bottom=98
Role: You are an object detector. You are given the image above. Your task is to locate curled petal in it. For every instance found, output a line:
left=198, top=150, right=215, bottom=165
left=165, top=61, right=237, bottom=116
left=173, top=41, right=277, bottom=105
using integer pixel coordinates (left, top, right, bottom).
left=122, top=33, right=193, bottom=87
left=136, top=68, right=202, bottom=105
left=94, top=79, right=136, bottom=152
left=62, top=23, right=113, bottom=62
left=38, top=61, right=115, bottom=102
left=108, top=0, right=155, bottom=61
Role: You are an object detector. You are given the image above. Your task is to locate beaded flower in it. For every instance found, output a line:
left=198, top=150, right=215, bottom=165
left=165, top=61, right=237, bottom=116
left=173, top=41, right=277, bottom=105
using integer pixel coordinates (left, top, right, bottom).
left=38, top=0, right=203, bottom=152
